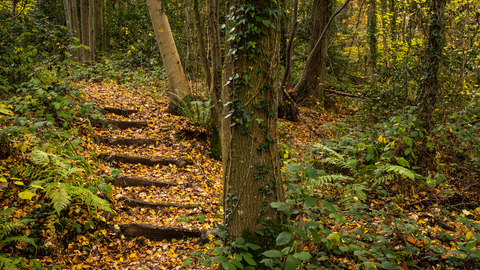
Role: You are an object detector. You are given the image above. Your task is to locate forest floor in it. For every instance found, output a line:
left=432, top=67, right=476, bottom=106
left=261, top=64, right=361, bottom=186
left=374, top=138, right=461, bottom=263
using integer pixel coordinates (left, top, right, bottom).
left=3, top=80, right=480, bottom=269
left=0, top=81, right=337, bottom=269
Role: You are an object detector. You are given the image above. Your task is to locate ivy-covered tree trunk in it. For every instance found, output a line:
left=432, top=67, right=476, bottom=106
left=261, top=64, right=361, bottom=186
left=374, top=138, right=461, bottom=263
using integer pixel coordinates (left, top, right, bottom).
left=294, top=0, right=329, bottom=105
left=147, top=0, right=191, bottom=115
left=222, top=0, right=284, bottom=240
left=416, top=0, right=448, bottom=131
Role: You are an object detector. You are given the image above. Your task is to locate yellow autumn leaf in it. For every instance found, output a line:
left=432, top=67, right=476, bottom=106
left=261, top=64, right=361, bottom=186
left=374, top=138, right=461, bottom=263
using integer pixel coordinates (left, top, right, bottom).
left=31, top=184, right=44, bottom=189
left=466, top=231, right=472, bottom=240
left=19, top=190, right=35, bottom=200
left=378, top=135, right=383, bottom=143
left=129, top=253, right=137, bottom=258
left=0, top=177, right=6, bottom=183
left=158, top=28, right=164, bottom=33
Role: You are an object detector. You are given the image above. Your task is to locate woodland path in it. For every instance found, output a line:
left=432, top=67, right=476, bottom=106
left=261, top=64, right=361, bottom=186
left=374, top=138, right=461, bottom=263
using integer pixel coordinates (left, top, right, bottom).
left=80, top=82, right=223, bottom=269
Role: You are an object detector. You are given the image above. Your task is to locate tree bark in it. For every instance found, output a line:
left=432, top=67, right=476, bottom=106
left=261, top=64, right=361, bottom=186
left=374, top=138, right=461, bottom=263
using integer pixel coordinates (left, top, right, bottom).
left=146, top=0, right=191, bottom=115
left=416, top=0, right=448, bottom=131
left=222, top=0, right=284, bottom=240
left=193, top=0, right=211, bottom=89
left=294, top=0, right=329, bottom=105
left=367, top=0, right=377, bottom=80
left=89, top=0, right=95, bottom=62
left=80, top=0, right=90, bottom=62
left=95, top=0, right=103, bottom=52
left=207, top=0, right=222, bottom=160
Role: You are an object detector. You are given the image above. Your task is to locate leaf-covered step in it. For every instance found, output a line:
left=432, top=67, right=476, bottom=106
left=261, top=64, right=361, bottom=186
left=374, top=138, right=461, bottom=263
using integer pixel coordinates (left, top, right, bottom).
left=113, top=175, right=178, bottom=188
left=100, top=154, right=192, bottom=167
left=101, top=107, right=139, bottom=117
left=119, top=223, right=201, bottom=239
left=92, top=119, right=148, bottom=129
left=117, top=196, right=197, bottom=209
left=95, top=136, right=161, bottom=146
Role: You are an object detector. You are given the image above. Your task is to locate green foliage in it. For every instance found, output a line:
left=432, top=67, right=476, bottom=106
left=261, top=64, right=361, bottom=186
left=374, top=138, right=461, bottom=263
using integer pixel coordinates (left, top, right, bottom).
left=18, top=149, right=113, bottom=215
left=0, top=207, right=36, bottom=270
left=169, top=91, right=214, bottom=128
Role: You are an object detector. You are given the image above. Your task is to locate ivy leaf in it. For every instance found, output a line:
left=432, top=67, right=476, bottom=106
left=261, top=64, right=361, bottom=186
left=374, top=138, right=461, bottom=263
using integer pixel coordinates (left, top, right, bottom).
left=255, top=118, right=263, bottom=124
left=276, top=232, right=292, bottom=246
left=270, top=201, right=290, bottom=211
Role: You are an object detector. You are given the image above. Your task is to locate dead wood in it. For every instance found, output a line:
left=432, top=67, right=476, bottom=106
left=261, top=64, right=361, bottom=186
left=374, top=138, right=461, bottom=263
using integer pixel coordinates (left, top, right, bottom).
left=99, top=154, right=193, bottom=167
left=113, top=175, right=178, bottom=188
left=95, top=136, right=160, bottom=146
left=101, top=107, right=139, bottom=117
left=119, top=223, right=201, bottom=239
left=118, top=196, right=197, bottom=209
left=325, top=88, right=368, bottom=100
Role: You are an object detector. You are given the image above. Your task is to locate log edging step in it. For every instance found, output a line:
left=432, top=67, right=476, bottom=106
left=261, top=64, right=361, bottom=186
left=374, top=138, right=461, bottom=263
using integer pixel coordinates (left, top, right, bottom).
left=117, top=196, right=197, bottom=209
left=113, top=175, right=178, bottom=188
left=95, top=136, right=161, bottom=146
left=101, top=107, right=139, bottom=117
left=119, top=223, right=201, bottom=239
left=92, top=119, right=148, bottom=129
left=99, top=154, right=193, bottom=167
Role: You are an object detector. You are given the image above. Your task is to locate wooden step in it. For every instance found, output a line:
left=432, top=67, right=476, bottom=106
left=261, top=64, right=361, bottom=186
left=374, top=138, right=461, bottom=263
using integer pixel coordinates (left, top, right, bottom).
left=113, top=175, right=178, bottom=188
left=117, top=196, right=197, bottom=209
left=119, top=223, right=201, bottom=239
left=100, top=154, right=192, bottom=167
left=101, top=107, right=139, bottom=117
left=95, top=136, right=161, bottom=146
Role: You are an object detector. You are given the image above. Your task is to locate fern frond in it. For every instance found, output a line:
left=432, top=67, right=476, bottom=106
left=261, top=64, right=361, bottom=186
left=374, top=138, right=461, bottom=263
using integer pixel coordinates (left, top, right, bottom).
left=320, top=157, right=355, bottom=171
left=70, top=186, right=113, bottom=213
left=309, top=174, right=355, bottom=188
left=2, top=236, right=37, bottom=248
left=311, top=143, right=344, bottom=160
left=45, top=182, right=72, bottom=214
left=341, top=183, right=369, bottom=202
left=381, top=164, right=415, bottom=180
left=372, top=175, right=395, bottom=186
left=0, top=255, right=19, bottom=270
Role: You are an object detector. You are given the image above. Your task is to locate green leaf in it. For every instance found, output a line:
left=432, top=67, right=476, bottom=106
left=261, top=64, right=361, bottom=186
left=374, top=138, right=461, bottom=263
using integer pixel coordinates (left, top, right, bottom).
left=382, top=261, right=394, bottom=270
left=262, top=250, right=283, bottom=258
left=222, top=262, right=237, bottom=270
left=294, top=251, right=312, bottom=261
left=255, top=118, right=263, bottom=124
left=320, top=200, right=336, bottom=212
left=284, top=255, right=299, bottom=270
left=307, top=167, right=318, bottom=179
left=294, top=228, right=308, bottom=240
left=245, top=243, right=260, bottom=250
left=213, top=256, right=228, bottom=263
left=229, top=259, right=244, bottom=269
left=270, top=201, right=290, bottom=211
left=276, top=232, right=292, bottom=246
left=241, top=252, right=256, bottom=266
left=304, top=196, right=318, bottom=209
left=183, top=258, right=191, bottom=266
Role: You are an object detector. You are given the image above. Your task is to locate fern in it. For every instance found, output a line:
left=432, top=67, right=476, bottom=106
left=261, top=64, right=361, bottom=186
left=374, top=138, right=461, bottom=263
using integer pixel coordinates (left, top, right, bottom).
left=311, top=143, right=345, bottom=160
left=70, top=186, right=113, bottom=213
left=169, top=90, right=214, bottom=127
left=45, top=182, right=72, bottom=214
left=309, top=174, right=354, bottom=188
left=380, top=164, right=415, bottom=180
left=0, top=256, right=19, bottom=270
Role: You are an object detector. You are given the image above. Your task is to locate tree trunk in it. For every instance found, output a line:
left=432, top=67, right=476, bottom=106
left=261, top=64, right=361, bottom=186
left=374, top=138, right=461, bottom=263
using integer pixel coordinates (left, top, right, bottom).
left=80, top=0, right=90, bottom=62
left=146, top=0, right=191, bottom=115
left=193, top=0, right=212, bottom=89
left=95, top=0, right=103, bottom=52
left=367, top=0, right=377, bottom=81
left=89, top=0, right=95, bottom=62
left=222, top=0, right=284, bottom=240
left=294, top=0, right=329, bottom=105
left=380, top=0, right=388, bottom=68
left=63, top=0, right=82, bottom=61
left=207, top=0, right=222, bottom=160
left=416, top=0, right=448, bottom=131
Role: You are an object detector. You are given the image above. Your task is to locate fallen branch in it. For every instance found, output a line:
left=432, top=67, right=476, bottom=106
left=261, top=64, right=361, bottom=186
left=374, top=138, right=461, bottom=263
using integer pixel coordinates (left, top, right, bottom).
left=283, top=90, right=323, bottom=138
left=325, top=88, right=368, bottom=100
left=99, top=154, right=192, bottom=167
left=118, top=196, right=197, bottom=209
left=113, top=174, right=178, bottom=188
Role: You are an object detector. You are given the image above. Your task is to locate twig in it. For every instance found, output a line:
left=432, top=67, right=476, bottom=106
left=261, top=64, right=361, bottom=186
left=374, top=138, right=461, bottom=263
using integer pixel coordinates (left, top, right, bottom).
left=324, top=88, right=369, bottom=100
